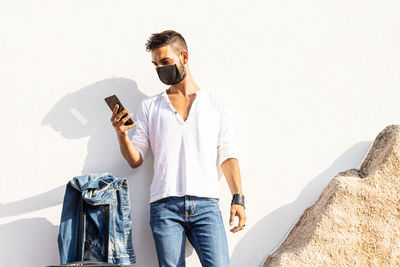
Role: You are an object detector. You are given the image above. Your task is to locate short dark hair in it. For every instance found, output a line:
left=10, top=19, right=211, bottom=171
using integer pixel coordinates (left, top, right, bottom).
left=145, top=30, right=188, bottom=55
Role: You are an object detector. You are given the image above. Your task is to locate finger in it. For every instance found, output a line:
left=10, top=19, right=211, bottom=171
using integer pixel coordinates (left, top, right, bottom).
left=110, top=104, right=119, bottom=122
left=118, top=120, right=137, bottom=132
left=229, top=209, right=235, bottom=226
left=233, top=226, right=244, bottom=233
left=122, top=112, right=133, bottom=123
left=116, top=108, right=129, bottom=121
left=124, top=120, right=138, bottom=130
left=117, top=113, right=133, bottom=127
left=230, top=214, right=246, bottom=233
left=237, top=216, right=246, bottom=230
left=230, top=225, right=241, bottom=233
left=117, top=108, right=128, bottom=118
left=230, top=223, right=245, bottom=233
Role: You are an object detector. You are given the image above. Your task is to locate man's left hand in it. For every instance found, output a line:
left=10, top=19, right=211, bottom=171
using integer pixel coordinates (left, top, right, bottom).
left=229, top=204, right=246, bottom=233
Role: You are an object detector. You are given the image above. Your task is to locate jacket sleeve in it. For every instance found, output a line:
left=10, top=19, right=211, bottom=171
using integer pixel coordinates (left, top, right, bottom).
left=217, top=98, right=239, bottom=166
left=131, top=100, right=150, bottom=160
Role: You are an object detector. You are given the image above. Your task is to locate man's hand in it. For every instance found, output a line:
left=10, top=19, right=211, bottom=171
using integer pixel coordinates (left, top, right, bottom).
left=110, top=104, right=137, bottom=137
left=110, top=104, right=143, bottom=169
left=229, top=204, right=246, bottom=233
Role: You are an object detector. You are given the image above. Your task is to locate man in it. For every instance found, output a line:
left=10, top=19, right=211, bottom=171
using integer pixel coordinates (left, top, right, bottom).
left=110, top=30, right=246, bottom=266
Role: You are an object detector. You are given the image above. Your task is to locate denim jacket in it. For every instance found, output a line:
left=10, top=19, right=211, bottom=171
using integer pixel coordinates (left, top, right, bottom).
left=57, top=172, right=136, bottom=264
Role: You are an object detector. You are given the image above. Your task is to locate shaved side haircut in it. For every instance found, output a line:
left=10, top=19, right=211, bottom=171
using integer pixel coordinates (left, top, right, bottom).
left=145, top=30, right=188, bottom=56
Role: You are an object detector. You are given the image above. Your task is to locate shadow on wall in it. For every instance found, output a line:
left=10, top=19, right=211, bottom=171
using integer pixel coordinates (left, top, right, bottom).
left=228, top=141, right=373, bottom=267
left=1, top=77, right=147, bottom=217
left=0, top=78, right=185, bottom=266
left=0, top=78, right=372, bottom=266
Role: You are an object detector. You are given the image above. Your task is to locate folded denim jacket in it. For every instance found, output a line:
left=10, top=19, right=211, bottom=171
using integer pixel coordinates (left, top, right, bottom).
left=57, top=172, right=136, bottom=264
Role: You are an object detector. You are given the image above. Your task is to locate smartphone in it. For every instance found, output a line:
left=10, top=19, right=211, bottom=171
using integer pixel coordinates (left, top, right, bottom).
left=104, top=95, right=134, bottom=126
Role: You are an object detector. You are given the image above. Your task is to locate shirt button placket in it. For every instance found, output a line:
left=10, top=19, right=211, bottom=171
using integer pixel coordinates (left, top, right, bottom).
left=168, top=103, right=176, bottom=114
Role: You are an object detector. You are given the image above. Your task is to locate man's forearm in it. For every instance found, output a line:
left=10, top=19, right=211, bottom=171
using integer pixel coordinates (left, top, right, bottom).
left=221, top=158, right=243, bottom=195
left=117, top=132, right=142, bottom=168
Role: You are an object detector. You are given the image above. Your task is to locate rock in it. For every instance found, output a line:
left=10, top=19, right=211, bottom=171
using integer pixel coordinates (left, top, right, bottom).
left=263, top=124, right=400, bottom=266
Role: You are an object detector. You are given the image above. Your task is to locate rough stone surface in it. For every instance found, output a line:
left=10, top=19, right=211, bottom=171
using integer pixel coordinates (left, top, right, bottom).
left=264, top=124, right=400, bottom=266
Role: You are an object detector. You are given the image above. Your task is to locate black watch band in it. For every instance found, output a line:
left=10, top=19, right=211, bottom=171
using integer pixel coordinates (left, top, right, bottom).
left=231, top=193, right=245, bottom=209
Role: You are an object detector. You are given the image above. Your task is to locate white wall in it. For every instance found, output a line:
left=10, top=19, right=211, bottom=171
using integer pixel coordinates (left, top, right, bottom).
left=1, top=1, right=399, bottom=266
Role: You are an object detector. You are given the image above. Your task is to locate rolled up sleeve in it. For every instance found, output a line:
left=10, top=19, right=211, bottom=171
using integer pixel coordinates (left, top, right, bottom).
left=131, top=101, right=150, bottom=160
left=217, top=99, right=239, bottom=166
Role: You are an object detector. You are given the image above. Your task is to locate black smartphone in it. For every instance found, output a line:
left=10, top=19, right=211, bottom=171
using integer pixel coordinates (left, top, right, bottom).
left=104, top=95, right=134, bottom=126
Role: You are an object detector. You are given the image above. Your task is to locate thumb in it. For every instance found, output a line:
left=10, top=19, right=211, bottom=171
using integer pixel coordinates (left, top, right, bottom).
left=230, top=209, right=235, bottom=226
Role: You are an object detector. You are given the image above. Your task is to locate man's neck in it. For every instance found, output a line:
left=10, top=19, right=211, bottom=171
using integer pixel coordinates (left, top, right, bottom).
left=167, top=72, right=200, bottom=98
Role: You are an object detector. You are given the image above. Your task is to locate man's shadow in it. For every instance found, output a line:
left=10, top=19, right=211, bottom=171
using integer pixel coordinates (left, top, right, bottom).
left=0, top=78, right=184, bottom=266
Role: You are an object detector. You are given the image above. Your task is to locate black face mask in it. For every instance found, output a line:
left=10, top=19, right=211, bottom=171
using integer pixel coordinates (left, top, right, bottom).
left=156, top=63, right=186, bottom=85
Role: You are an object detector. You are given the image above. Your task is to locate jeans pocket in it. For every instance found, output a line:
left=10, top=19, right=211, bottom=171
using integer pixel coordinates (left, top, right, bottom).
left=204, top=197, right=219, bottom=203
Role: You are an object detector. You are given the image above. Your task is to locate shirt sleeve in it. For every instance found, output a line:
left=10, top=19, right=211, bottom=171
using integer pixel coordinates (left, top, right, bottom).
left=217, top=98, right=239, bottom=166
left=131, top=100, right=150, bottom=160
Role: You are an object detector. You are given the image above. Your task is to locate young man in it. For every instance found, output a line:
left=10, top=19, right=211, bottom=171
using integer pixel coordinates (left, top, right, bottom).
left=110, top=30, right=246, bottom=266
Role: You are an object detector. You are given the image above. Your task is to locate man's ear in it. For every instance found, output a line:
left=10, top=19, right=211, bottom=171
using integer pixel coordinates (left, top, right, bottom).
left=181, top=50, right=189, bottom=66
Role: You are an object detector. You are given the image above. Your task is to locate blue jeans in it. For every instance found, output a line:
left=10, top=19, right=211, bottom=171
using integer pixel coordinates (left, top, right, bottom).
left=149, top=195, right=229, bottom=266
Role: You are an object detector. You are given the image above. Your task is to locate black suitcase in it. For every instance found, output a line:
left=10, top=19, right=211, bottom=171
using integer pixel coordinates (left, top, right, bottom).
left=47, top=199, right=135, bottom=267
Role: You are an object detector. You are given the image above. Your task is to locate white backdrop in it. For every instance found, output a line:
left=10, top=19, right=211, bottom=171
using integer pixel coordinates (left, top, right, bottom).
left=1, top=1, right=399, bottom=266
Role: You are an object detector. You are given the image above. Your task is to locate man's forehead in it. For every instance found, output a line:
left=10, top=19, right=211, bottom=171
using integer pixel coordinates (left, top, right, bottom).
left=151, top=45, right=176, bottom=63
left=151, top=56, right=173, bottom=64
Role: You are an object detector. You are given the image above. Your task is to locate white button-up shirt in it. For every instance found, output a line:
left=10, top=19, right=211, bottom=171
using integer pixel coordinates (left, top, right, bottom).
left=131, top=88, right=239, bottom=203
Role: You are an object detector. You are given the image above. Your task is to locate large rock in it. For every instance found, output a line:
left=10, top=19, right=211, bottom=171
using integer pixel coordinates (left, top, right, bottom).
left=264, top=125, right=400, bottom=266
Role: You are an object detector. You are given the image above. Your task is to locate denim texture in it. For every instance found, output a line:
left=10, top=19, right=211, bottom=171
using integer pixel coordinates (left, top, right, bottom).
left=149, top=195, right=229, bottom=266
left=57, top=172, right=136, bottom=265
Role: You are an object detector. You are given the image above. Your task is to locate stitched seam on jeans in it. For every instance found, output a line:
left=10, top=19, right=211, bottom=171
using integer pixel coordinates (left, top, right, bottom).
left=181, top=230, right=186, bottom=267
left=191, top=229, right=207, bottom=266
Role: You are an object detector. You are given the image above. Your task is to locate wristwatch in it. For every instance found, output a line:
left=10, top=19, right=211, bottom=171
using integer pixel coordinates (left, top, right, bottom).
left=231, top=193, right=245, bottom=209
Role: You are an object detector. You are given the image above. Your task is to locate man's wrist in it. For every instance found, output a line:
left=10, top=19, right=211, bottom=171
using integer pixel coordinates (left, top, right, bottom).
left=231, top=193, right=245, bottom=209
left=117, top=130, right=128, bottom=139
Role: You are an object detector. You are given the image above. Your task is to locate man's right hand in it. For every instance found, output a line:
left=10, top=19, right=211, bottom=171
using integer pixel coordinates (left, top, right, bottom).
left=110, top=104, right=137, bottom=137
